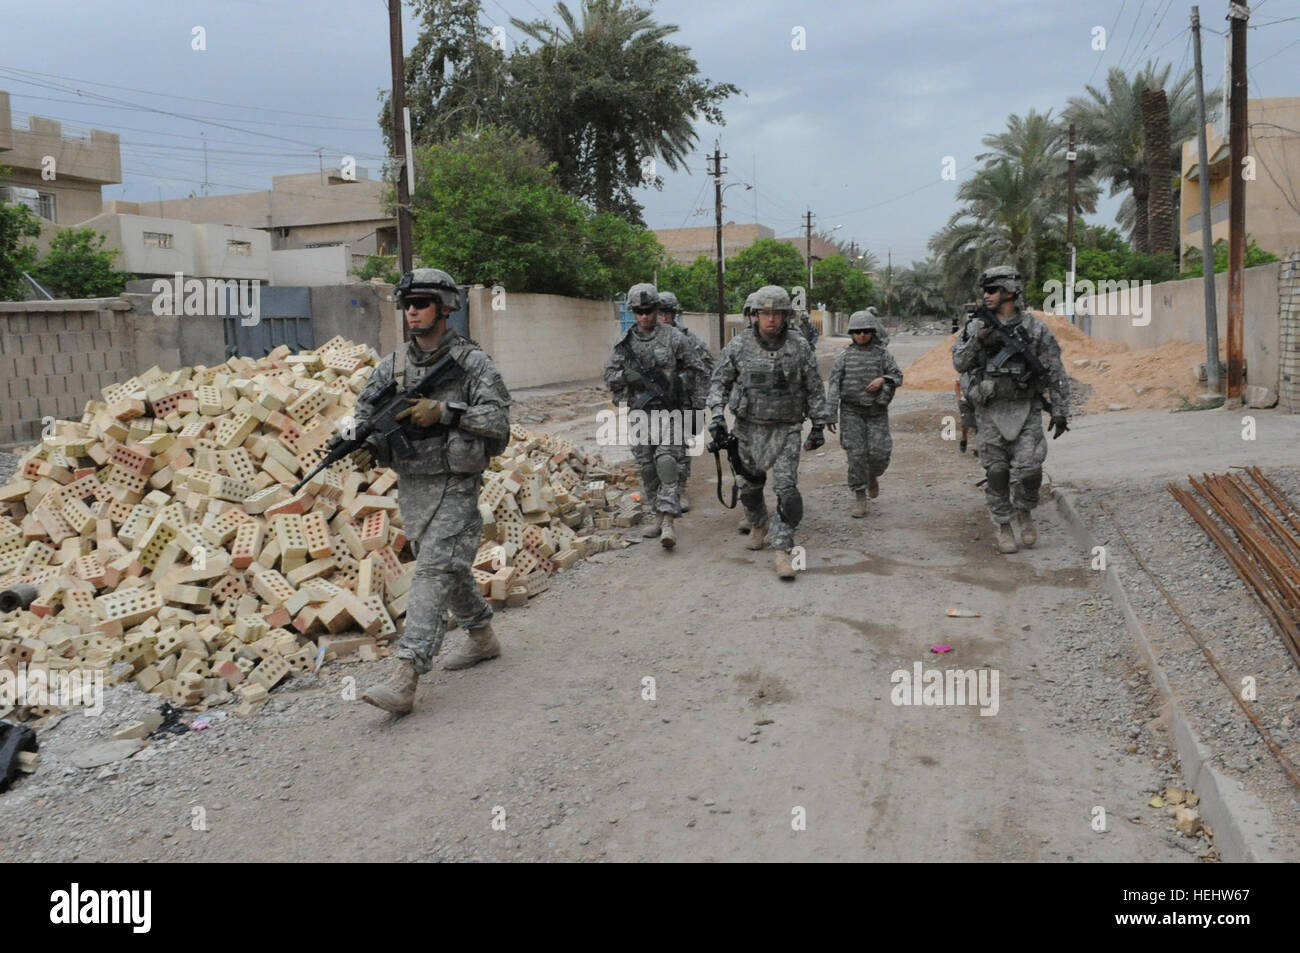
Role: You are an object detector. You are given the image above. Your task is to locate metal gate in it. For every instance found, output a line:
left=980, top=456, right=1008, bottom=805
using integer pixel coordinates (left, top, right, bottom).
left=223, top=286, right=314, bottom=358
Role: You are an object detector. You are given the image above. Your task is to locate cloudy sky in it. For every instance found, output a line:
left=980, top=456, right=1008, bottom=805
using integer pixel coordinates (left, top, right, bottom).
left=3, top=0, right=1296, bottom=269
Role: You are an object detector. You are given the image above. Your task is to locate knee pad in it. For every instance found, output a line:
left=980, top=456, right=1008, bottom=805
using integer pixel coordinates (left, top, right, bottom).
left=986, top=463, right=1011, bottom=496
left=739, top=485, right=765, bottom=511
left=655, top=453, right=679, bottom=486
left=1019, top=469, right=1042, bottom=495
left=777, top=488, right=804, bottom=527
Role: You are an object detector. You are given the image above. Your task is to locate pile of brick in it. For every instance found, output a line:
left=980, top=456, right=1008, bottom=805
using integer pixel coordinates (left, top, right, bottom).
left=0, top=336, right=634, bottom=719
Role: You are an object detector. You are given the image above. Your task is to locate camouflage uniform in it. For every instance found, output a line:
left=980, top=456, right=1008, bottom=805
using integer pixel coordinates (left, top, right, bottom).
left=666, top=321, right=713, bottom=484
left=353, top=332, right=511, bottom=674
left=604, top=321, right=709, bottom=516
left=826, top=334, right=902, bottom=492
left=951, top=308, right=1069, bottom=525
left=708, top=325, right=830, bottom=551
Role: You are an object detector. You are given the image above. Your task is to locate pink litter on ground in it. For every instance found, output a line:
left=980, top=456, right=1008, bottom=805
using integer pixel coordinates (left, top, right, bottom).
left=930, top=644, right=952, bottom=654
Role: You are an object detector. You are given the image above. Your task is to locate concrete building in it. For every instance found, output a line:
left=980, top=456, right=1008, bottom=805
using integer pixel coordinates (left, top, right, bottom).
left=654, top=223, right=775, bottom=263
left=776, top=232, right=842, bottom=272
left=102, top=167, right=394, bottom=274
left=1180, top=97, right=1300, bottom=264
left=0, top=90, right=122, bottom=227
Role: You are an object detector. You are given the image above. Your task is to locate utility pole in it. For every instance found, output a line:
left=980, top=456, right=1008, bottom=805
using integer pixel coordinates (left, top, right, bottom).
left=708, top=143, right=727, bottom=348
left=1192, top=6, right=1221, bottom=392
left=388, top=0, right=413, bottom=275
left=1066, top=122, right=1077, bottom=326
left=886, top=248, right=892, bottom=315
left=201, top=133, right=210, bottom=196
left=804, top=209, right=815, bottom=289
left=1226, top=0, right=1248, bottom=399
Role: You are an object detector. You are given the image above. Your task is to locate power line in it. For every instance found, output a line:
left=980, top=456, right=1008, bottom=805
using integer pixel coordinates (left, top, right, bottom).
left=1115, top=0, right=1148, bottom=74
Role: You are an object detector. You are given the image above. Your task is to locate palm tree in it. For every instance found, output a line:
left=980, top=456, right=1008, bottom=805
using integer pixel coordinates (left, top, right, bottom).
left=1067, top=62, right=1213, bottom=253
left=895, top=257, right=948, bottom=317
left=509, top=0, right=737, bottom=220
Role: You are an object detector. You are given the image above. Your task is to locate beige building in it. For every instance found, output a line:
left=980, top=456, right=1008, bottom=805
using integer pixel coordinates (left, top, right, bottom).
left=104, top=168, right=395, bottom=273
left=654, top=223, right=775, bottom=263
left=0, top=90, right=122, bottom=228
left=1180, top=96, right=1300, bottom=264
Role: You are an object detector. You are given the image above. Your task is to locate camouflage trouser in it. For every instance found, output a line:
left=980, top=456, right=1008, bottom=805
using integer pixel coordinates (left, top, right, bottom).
left=394, top=472, right=493, bottom=675
left=735, top=419, right=804, bottom=552
left=633, top=440, right=685, bottom=516
left=974, top=410, right=1048, bottom=524
left=840, top=405, right=892, bottom=491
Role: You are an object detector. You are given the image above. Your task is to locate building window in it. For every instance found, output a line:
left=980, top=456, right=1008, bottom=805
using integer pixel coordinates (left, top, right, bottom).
left=304, top=241, right=343, bottom=249
left=226, top=240, right=252, bottom=256
left=37, top=192, right=56, bottom=220
left=142, top=231, right=173, bottom=248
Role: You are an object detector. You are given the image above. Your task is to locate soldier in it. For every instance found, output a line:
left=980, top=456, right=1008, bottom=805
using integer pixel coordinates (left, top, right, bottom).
left=655, top=291, right=713, bottom=514
left=734, top=291, right=760, bottom=535
left=797, top=310, right=820, bottom=348
left=826, top=309, right=903, bottom=517
left=604, top=283, right=709, bottom=550
left=951, top=266, right=1070, bottom=554
left=708, top=285, right=833, bottom=578
left=353, top=268, right=512, bottom=715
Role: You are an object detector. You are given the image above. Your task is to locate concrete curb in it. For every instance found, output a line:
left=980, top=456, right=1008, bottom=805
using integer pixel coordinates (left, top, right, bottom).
left=1054, top=485, right=1280, bottom=863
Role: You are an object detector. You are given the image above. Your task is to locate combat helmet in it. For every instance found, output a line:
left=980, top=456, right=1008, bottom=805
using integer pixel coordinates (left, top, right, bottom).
left=743, top=292, right=759, bottom=317
left=751, top=285, right=792, bottom=314
left=977, top=265, right=1022, bottom=296
left=627, top=282, right=658, bottom=311
left=396, top=268, right=460, bottom=311
left=657, top=291, right=681, bottom=315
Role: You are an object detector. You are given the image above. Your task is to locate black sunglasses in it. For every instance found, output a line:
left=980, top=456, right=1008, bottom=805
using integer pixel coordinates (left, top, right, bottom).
left=632, top=307, right=656, bottom=315
left=851, top=328, right=873, bottom=334
left=405, top=297, right=436, bottom=310
left=981, top=286, right=1002, bottom=295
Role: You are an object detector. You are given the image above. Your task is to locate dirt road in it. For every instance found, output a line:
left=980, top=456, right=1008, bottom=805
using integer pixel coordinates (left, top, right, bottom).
left=3, top=334, right=1212, bottom=862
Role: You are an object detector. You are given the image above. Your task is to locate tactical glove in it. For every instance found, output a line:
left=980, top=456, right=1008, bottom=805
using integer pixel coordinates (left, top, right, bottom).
left=1050, top=415, right=1069, bottom=439
left=395, top=398, right=443, bottom=428
left=978, top=323, right=1004, bottom=346
left=803, top=425, right=825, bottom=452
left=351, top=449, right=373, bottom=471
left=624, top=367, right=647, bottom=388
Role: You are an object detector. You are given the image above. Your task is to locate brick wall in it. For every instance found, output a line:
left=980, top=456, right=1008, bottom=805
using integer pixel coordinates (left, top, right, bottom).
left=1280, top=249, right=1300, bottom=413
left=0, top=300, right=133, bottom=446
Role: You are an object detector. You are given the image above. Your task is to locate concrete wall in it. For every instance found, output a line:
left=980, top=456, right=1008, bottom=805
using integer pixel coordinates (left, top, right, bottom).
left=0, top=300, right=134, bottom=445
left=271, top=246, right=351, bottom=286
left=467, top=288, right=622, bottom=389
left=308, top=284, right=391, bottom=355
left=192, top=223, right=272, bottom=281
left=1081, top=262, right=1282, bottom=394
left=81, top=212, right=195, bottom=276
left=1279, top=253, right=1300, bottom=413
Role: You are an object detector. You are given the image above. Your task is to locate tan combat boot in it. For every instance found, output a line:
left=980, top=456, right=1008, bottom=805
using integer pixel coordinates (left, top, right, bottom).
left=997, top=523, right=1018, bottom=554
left=642, top=513, right=663, bottom=539
left=443, top=624, right=502, bottom=670
left=1017, top=508, right=1037, bottom=547
left=678, top=487, right=691, bottom=513
left=774, top=550, right=796, bottom=579
left=660, top=515, right=676, bottom=549
left=746, top=517, right=769, bottom=550
left=851, top=489, right=868, bottom=518
left=868, top=473, right=880, bottom=498
left=361, top=658, right=418, bottom=715
left=737, top=515, right=752, bottom=534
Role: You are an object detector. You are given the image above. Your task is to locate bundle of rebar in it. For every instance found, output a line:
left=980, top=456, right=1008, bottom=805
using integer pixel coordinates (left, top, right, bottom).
left=1168, top=467, right=1300, bottom=671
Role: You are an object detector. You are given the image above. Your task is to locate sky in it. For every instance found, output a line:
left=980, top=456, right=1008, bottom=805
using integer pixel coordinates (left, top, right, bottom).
left=3, top=0, right=1297, bottom=270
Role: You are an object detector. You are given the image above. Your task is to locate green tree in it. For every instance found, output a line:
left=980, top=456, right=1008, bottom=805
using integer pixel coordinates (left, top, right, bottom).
left=378, top=0, right=508, bottom=154
left=657, top=254, right=721, bottom=312
left=811, top=254, right=873, bottom=314
left=410, top=125, right=661, bottom=298
left=507, top=0, right=738, bottom=222
left=894, top=257, right=948, bottom=317
left=726, top=238, right=805, bottom=307
left=32, top=227, right=132, bottom=298
left=1182, top=237, right=1280, bottom=277
left=1, top=167, right=42, bottom=300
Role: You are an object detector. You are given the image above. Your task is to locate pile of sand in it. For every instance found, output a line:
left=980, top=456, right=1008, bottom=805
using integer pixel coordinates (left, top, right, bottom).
left=902, top=311, right=1217, bottom=413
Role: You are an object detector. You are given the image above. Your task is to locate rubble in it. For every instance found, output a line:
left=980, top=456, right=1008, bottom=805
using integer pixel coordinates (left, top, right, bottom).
left=0, top=336, right=636, bottom=721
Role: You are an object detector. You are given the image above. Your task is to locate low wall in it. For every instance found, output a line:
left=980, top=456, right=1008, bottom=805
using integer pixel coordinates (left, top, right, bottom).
left=1080, top=262, right=1281, bottom=393
left=468, top=288, right=622, bottom=389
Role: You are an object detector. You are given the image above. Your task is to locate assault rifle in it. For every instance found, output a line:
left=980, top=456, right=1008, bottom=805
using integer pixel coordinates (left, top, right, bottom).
left=706, top=419, right=764, bottom=509
left=616, top=339, right=675, bottom=410
left=984, top=320, right=1056, bottom=417
left=293, top=352, right=465, bottom=492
